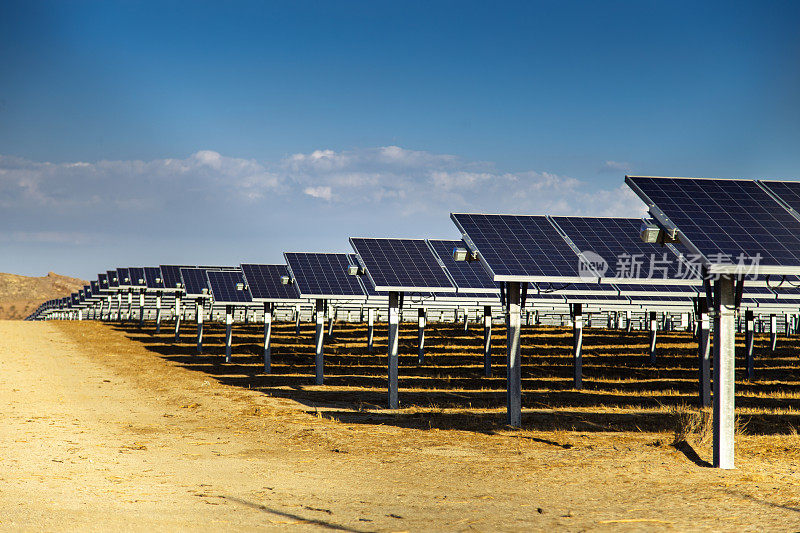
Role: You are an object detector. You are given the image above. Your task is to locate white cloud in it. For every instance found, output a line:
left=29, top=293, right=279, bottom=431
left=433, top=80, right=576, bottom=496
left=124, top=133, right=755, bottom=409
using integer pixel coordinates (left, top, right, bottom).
left=600, top=160, right=633, bottom=173
left=303, top=186, right=333, bottom=201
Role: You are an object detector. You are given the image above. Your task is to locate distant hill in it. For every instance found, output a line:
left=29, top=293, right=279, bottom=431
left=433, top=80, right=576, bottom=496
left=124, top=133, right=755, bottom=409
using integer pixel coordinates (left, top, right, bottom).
left=0, top=272, right=88, bottom=320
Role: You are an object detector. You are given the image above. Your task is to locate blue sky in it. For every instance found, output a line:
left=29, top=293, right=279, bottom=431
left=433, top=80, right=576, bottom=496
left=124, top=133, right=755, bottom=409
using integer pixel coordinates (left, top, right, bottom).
left=1, top=1, right=799, bottom=279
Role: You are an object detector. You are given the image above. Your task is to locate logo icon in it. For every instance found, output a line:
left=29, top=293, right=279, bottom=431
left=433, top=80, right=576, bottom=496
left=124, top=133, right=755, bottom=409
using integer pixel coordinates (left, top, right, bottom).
left=578, top=251, right=608, bottom=280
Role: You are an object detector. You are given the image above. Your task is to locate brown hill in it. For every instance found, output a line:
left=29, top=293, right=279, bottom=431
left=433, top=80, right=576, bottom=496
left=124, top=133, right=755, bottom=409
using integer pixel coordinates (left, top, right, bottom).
left=0, top=272, right=88, bottom=320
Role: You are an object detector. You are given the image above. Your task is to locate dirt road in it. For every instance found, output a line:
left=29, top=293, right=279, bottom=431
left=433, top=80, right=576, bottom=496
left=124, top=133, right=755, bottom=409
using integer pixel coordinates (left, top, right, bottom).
left=1, top=320, right=798, bottom=531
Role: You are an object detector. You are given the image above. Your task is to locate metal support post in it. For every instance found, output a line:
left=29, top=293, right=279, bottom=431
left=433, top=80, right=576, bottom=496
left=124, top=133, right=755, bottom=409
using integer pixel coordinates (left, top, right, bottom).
left=713, top=275, right=736, bottom=469
left=387, top=292, right=401, bottom=408
left=505, top=282, right=522, bottom=427
left=224, top=305, right=234, bottom=363
left=745, top=309, right=755, bottom=380
left=698, top=297, right=711, bottom=408
left=417, top=308, right=426, bottom=364
left=649, top=311, right=658, bottom=364
left=263, top=302, right=273, bottom=373
left=483, top=305, right=492, bottom=377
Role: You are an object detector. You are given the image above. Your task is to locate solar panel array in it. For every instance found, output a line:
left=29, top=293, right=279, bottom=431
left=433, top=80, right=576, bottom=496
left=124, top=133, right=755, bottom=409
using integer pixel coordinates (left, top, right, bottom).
left=106, top=270, right=120, bottom=288
left=350, top=238, right=455, bottom=292
left=284, top=253, right=365, bottom=299
left=206, top=270, right=253, bottom=304
left=116, top=268, right=132, bottom=287
left=241, top=264, right=301, bottom=301
left=626, top=177, right=800, bottom=271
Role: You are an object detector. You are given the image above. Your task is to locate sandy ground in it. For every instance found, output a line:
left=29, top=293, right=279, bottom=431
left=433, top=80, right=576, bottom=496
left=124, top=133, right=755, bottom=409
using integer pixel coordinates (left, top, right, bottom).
left=1, top=320, right=799, bottom=532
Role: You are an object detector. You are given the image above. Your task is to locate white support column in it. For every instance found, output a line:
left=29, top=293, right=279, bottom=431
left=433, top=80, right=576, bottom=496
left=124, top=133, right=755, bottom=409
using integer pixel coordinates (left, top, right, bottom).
left=417, top=308, right=426, bottom=364
left=698, top=298, right=711, bottom=408
left=367, top=308, right=375, bottom=353
left=387, top=292, right=401, bottom=409
left=626, top=310, right=632, bottom=333
left=463, top=308, right=469, bottom=332
left=745, top=309, right=755, bottom=380
left=572, top=303, right=583, bottom=390
left=295, top=304, right=301, bottom=336
left=173, top=295, right=182, bottom=342
left=649, top=311, right=658, bottom=364
left=116, top=293, right=123, bottom=321
left=770, top=314, right=777, bottom=352
left=315, top=299, right=325, bottom=385
left=505, top=282, right=522, bottom=427
left=327, top=305, right=336, bottom=337
left=77, top=309, right=83, bottom=321
left=138, top=292, right=145, bottom=328
left=713, top=275, right=736, bottom=469
left=126, top=291, right=133, bottom=322
left=483, top=305, right=492, bottom=377
left=155, top=294, right=162, bottom=334
left=263, top=302, right=273, bottom=373
left=224, top=305, right=234, bottom=363
left=196, top=300, right=204, bottom=354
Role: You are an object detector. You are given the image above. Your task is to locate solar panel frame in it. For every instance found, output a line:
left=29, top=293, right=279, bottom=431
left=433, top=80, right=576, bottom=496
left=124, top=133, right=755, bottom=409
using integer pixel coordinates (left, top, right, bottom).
left=240, top=263, right=302, bottom=302
left=206, top=270, right=254, bottom=305
left=97, top=273, right=110, bottom=292
left=625, top=176, right=800, bottom=275
left=116, top=268, right=132, bottom=288
left=349, top=238, right=455, bottom=292
left=284, top=252, right=366, bottom=300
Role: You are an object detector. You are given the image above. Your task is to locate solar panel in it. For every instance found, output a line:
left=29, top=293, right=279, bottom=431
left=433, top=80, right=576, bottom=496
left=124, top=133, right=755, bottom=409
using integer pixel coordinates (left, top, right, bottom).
left=128, top=267, right=146, bottom=287
left=116, top=268, right=132, bottom=288
left=626, top=177, right=800, bottom=275
left=160, top=265, right=193, bottom=291
left=349, top=238, right=455, bottom=292
left=760, top=180, right=800, bottom=215
left=450, top=214, right=585, bottom=282
left=284, top=252, right=365, bottom=299
left=206, top=270, right=253, bottom=305
left=241, top=264, right=301, bottom=301
left=106, top=270, right=120, bottom=288
left=97, top=273, right=109, bottom=291
left=551, top=217, right=695, bottom=283
left=180, top=268, right=211, bottom=298
left=90, top=280, right=100, bottom=295
left=428, top=239, right=498, bottom=293
left=144, top=267, right=165, bottom=289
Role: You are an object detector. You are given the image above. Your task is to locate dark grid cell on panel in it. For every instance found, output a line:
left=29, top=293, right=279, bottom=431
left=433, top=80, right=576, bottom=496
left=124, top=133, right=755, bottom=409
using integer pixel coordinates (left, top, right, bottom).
left=98, top=273, right=109, bottom=290
left=90, top=280, right=100, bottom=294
left=144, top=267, right=165, bottom=289
left=284, top=253, right=364, bottom=297
left=428, top=239, right=498, bottom=292
left=180, top=268, right=211, bottom=297
left=241, top=264, right=300, bottom=300
left=128, top=267, right=146, bottom=287
left=350, top=238, right=454, bottom=291
left=207, top=270, right=253, bottom=304
left=160, top=265, right=193, bottom=290
left=106, top=270, right=120, bottom=288
left=627, top=177, right=800, bottom=268
left=551, top=217, right=689, bottom=281
left=451, top=214, right=582, bottom=280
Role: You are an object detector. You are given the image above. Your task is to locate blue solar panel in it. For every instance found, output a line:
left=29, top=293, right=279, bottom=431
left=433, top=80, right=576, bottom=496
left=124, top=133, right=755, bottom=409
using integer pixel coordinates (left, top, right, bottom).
left=551, top=217, right=693, bottom=282
left=180, top=268, right=211, bottom=297
left=116, top=268, right=132, bottom=287
left=350, top=238, right=455, bottom=292
left=284, top=253, right=365, bottom=298
left=428, top=239, right=498, bottom=293
left=761, top=180, right=800, bottom=214
left=98, top=273, right=109, bottom=291
left=160, top=265, right=193, bottom=290
left=143, top=267, right=165, bottom=289
left=626, top=177, right=800, bottom=272
left=128, top=267, right=146, bottom=287
left=451, top=214, right=584, bottom=282
left=207, top=270, right=253, bottom=304
left=90, top=280, right=100, bottom=294
left=241, top=264, right=300, bottom=301
left=106, top=270, right=120, bottom=288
